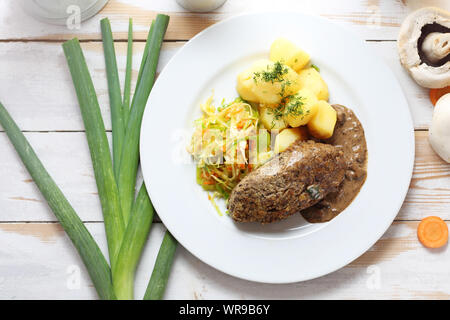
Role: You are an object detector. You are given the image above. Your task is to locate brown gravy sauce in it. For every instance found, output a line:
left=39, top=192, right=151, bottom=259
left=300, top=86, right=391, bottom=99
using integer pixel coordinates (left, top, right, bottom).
left=301, top=104, right=368, bottom=223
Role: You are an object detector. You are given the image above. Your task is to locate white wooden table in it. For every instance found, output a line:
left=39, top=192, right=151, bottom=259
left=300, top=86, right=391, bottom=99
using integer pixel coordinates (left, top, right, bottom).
left=1, top=0, right=450, bottom=300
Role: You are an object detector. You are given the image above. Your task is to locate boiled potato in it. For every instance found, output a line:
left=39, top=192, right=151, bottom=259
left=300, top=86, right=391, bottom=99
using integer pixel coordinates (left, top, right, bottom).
left=274, top=127, right=309, bottom=153
left=298, top=67, right=329, bottom=101
left=284, top=88, right=319, bottom=127
left=270, top=38, right=310, bottom=72
left=259, top=105, right=288, bottom=131
left=236, top=59, right=301, bottom=105
left=237, top=69, right=260, bottom=102
left=307, top=101, right=337, bottom=139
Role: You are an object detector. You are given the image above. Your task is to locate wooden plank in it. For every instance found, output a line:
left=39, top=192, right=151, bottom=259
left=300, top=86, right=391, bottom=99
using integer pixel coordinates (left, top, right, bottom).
left=0, top=41, right=432, bottom=132
left=0, top=131, right=448, bottom=222
left=0, top=221, right=448, bottom=299
left=1, top=0, right=447, bottom=302
left=0, top=131, right=144, bottom=222
left=399, top=131, right=450, bottom=220
left=1, top=0, right=449, bottom=41
left=0, top=41, right=180, bottom=132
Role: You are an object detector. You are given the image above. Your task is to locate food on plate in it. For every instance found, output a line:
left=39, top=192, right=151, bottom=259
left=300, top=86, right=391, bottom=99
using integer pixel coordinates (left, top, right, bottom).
left=430, top=86, right=450, bottom=106
left=259, top=105, right=288, bottom=130
left=236, top=59, right=301, bottom=104
left=274, top=127, right=308, bottom=153
left=188, top=38, right=367, bottom=223
left=228, top=140, right=346, bottom=223
left=307, top=101, right=337, bottom=139
left=284, top=88, right=319, bottom=127
left=301, top=104, right=367, bottom=222
left=270, top=37, right=310, bottom=72
left=397, top=7, right=450, bottom=88
left=258, top=88, right=319, bottom=130
left=188, top=97, right=273, bottom=200
left=417, top=216, right=449, bottom=248
left=429, top=93, right=450, bottom=163
left=297, top=67, right=329, bottom=101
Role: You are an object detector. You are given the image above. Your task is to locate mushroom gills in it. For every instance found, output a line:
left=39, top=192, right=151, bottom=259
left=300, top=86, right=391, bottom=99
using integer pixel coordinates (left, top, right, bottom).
left=418, top=23, right=450, bottom=67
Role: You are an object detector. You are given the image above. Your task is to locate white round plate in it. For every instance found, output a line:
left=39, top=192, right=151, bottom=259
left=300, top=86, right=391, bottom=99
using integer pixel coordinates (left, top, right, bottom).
left=140, top=12, right=415, bottom=283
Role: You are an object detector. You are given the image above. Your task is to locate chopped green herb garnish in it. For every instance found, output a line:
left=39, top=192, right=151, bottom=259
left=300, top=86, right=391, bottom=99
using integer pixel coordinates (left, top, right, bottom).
left=279, top=79, right=292, bottom=97
left=311, top=64, right=320, bottom=72
left=285, top=95, right=305, bottom=117
left=266, top=94, right=306, bottom=128
left=253, top=61, right=289, bottom=84
left=253, top=61, right=297, bottom=99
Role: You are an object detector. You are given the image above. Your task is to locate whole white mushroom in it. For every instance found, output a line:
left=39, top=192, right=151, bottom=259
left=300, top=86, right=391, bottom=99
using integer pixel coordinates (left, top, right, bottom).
left=429, top=93, right=450, bottom=162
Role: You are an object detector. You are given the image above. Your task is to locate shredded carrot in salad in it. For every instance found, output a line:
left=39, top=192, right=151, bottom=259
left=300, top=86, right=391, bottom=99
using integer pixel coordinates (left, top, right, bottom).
left=187, top=96, right=273, bottom=201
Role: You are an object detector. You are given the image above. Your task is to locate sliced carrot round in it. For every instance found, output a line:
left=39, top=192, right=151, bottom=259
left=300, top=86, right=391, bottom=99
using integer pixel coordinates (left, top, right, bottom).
left=430, top=86, right=450, bottom=106
left=417, top=216, right=448, bottom=248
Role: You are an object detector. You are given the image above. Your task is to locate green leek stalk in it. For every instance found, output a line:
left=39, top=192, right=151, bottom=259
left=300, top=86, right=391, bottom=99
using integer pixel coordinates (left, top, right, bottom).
left=117, top=14, right=169, bottom=223
left=0, top=102, right=116, bottom=300
left=136, top=21, right=154, bottom=87
left=123, top=18, right=133, bottom=125
left=63, top=39, right=125, bottom=269
left=132, top=15, right=178, bottom=300
left=144, top=231, right=177, bottom=300
left=109, top=15, right=176, bottom=299
left=113, top=184, right=154, bottom=299
left=101, top=18, right=126, bottom=179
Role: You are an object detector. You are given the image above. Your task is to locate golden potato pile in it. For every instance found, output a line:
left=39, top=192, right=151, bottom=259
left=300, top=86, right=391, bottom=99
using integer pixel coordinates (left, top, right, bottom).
left=236, top=38, right=337, bottom=153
